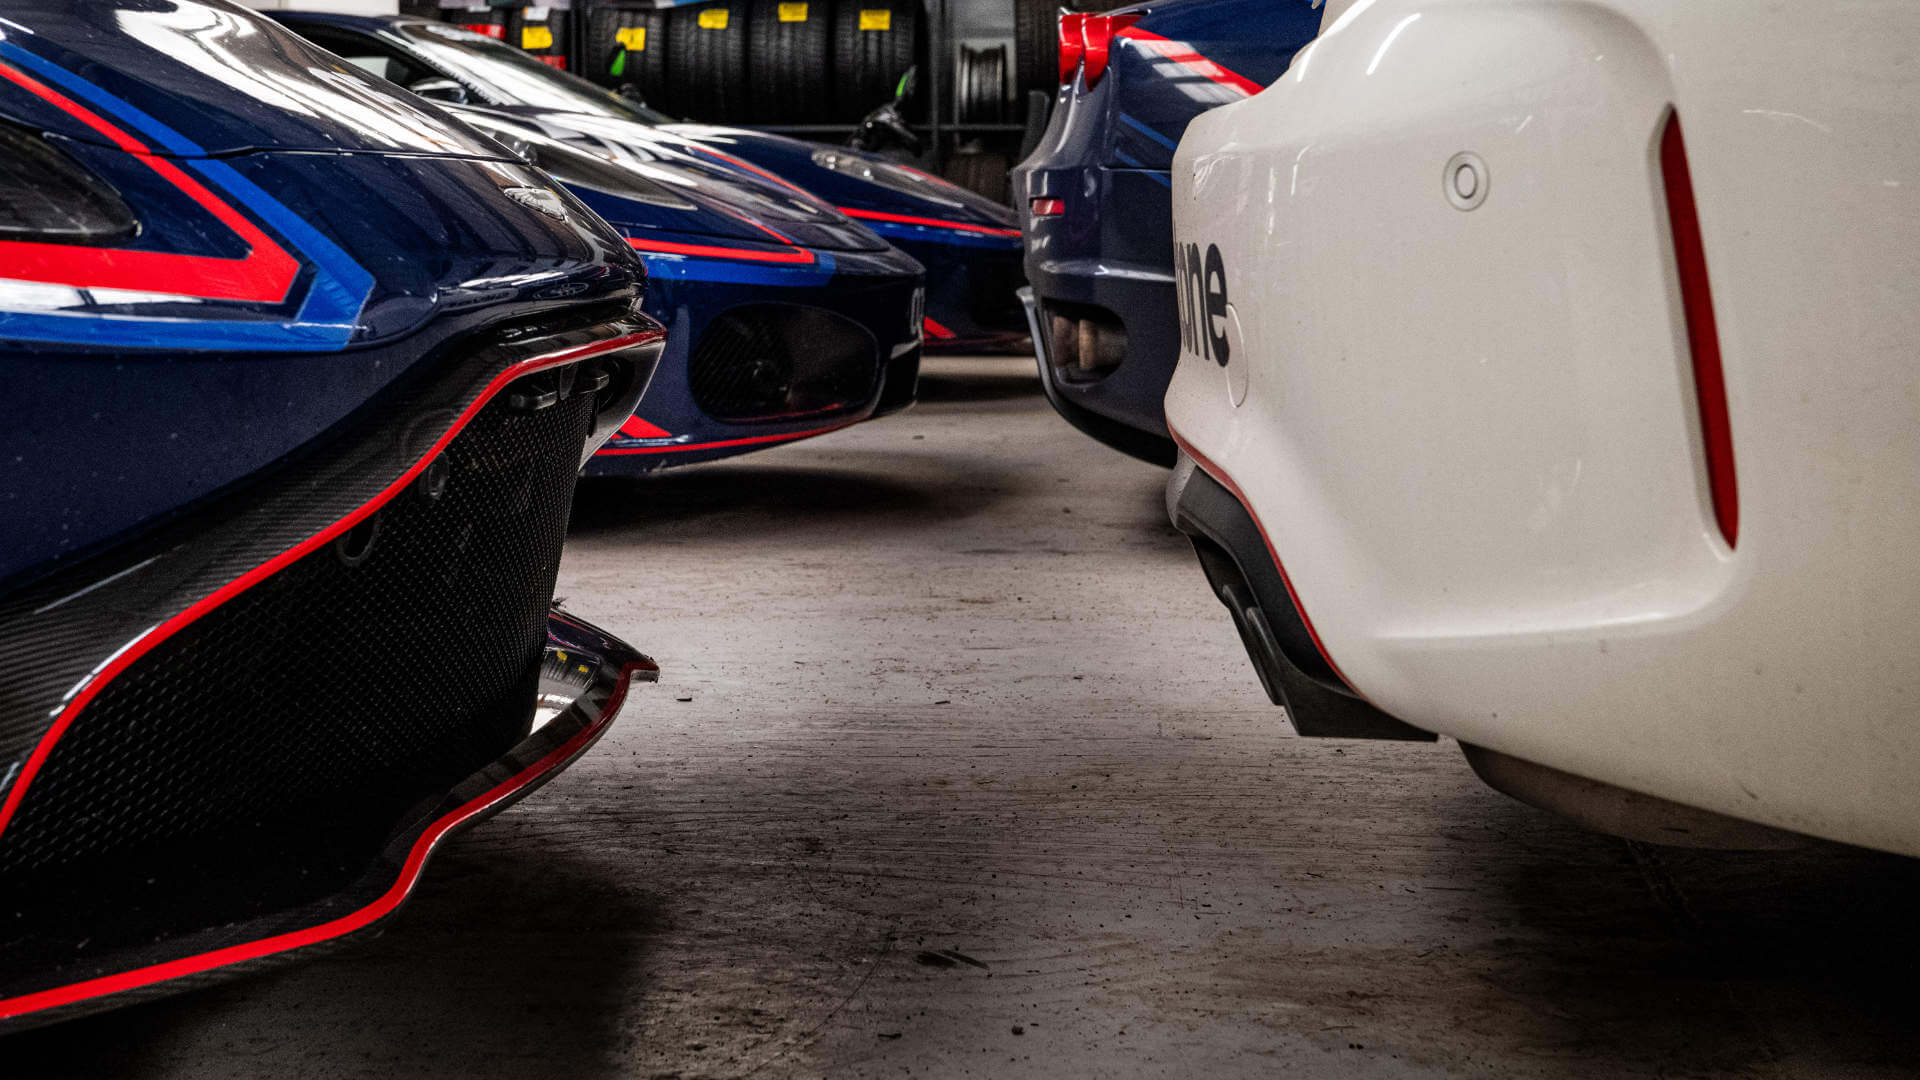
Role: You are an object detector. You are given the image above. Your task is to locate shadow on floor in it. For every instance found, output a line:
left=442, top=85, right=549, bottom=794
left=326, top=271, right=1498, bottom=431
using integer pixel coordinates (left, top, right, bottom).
left=1422, top=778, right=1920, bottom=1074
left=914, top=364, right=1041, bottom=405
left=6, top=833, right=666, bottom=1080
left=571, top=452, right=1030, bottom=541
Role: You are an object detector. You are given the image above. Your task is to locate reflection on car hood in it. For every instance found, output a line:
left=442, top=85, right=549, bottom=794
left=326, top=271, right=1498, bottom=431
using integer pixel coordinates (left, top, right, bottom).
left=0, top=1, right=511, bottom=158
left=477, top=107, right=890, bottom=252
left=662, top=124, right=1019, bottom=229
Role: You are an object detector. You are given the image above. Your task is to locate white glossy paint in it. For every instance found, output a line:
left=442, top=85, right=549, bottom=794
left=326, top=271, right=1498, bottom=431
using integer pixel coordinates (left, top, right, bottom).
left=1167, top=0, right=1920, bottom=854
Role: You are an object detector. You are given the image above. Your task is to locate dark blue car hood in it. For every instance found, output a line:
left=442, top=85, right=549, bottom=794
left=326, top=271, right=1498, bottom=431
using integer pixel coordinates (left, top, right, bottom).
left=661, top=123, right=1019, bottom=232
left=0, top=2, right=509, bottom=158
left=457, top=107, right=889, bottom=252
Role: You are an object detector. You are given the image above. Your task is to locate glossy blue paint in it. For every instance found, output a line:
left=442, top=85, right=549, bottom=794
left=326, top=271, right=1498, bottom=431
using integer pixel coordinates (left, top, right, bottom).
left=588, top=241, right=923, bottom=474
left=266, top=12, right=1029, bottom=351
left=1013, top=0, right=1322, bottom=457
left=0, top=1, right=646, bottom=591
left=361, top=83, right=922, bottom=475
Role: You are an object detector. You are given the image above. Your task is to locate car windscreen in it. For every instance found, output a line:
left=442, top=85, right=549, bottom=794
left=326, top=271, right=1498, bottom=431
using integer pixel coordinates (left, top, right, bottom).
left=394, top=22, right=674, bottom=124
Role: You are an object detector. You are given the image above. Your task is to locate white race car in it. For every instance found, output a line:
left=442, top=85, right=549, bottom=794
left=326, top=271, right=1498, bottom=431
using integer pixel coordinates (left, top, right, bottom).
left=1163, top=0, right=1920, bottom=854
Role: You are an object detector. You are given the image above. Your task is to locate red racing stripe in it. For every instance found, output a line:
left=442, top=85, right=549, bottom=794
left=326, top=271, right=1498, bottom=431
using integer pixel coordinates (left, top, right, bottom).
left=1114, top=27, right=1264, bottom=97
left=595, top=420, right=858, bottom=455
left=685, top=142, right=821, bottom=201
left=0, top=330, right=665, bottom=842
left=836, top=207, right=1022, bottom=238
left=627, top=237, right=816, bottom=264
left=0, top=59, right=299, bottom=304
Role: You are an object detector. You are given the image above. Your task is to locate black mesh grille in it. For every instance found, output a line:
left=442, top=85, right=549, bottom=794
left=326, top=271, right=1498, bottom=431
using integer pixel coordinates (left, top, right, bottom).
left=0, top=375, right=593, bottom=956
left=687, top=303, right=878, bottom=422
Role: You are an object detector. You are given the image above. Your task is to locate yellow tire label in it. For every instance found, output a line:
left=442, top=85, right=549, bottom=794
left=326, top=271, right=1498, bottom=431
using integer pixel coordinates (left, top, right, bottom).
left=858, top=8, right=891, bottom=30
left=697, top=8, right=730, bottom=29
left=778, top=1, right=808, bottom=20
left=615, top=26, right=647, bottom=49
left=521, top=25, right=554, bottom=49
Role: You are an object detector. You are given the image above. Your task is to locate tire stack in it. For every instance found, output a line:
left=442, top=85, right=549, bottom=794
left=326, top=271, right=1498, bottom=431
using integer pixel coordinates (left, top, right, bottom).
left=449, top=1, right=924, bottom=127
left=586, top=4, right=674, bottom=112
left=745, top=0, right=831, bottom=124
left=1011, top=0, right=1056, bottom=109
left=507, top=7, right=574, bottom=70
left=668, top=1, right=752, bottom=122
left=830, top=0, right=922, bottom=121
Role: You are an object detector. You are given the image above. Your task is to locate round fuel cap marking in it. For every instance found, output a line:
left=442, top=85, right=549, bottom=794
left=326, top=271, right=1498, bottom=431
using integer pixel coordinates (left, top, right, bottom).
left=1444, top=151, right=1488, bottom=211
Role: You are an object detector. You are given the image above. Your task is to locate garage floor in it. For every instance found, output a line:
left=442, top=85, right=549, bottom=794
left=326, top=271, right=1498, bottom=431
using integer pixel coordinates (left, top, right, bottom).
left=14, top=357, right=1920, bottom=1078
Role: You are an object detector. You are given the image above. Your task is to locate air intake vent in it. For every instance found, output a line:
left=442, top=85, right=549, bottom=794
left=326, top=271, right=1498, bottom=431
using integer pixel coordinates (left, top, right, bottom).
left=688, top=303, right=879, bottom=422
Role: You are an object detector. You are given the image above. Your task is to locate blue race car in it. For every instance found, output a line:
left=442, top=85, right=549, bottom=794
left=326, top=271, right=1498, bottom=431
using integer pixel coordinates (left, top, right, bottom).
left=438, top=107, right=924, bottom=473
left=266, top=12, right=1029, bottom=354
left=0, top=0, right=661, bottom=1031
left=1013, top=0, right=1324, bottom=464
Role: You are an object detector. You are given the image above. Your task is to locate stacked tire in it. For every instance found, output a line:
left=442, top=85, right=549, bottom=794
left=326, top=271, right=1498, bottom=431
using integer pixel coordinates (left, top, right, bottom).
left=830, top=0, right=921, bottom=121
left=507, top=7, right=573, bottom=69
left=668, top=2, right=752, bottom=122
left=586, top=4, right=674, bottom=112
left=743, top=0, right=830, bottom=123
left=464, top=0, right=925, bottom=126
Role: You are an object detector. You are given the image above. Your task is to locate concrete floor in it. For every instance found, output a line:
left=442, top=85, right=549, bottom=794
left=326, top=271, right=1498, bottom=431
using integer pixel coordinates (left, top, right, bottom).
left=13, top=356, right=1920, bottom=1078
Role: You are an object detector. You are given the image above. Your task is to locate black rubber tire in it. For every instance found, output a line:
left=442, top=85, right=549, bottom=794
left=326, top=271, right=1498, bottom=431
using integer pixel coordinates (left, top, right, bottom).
left=831, top=0, right=922, bottom=122
left=944, top=148, right=1009, bottom=204
left=1013, top=0, right=1058, bottom=106
left=746, top=0, right=831, bottom=123
left=955, top=44, right=1007, bottom=123
left=587, top=5, right=673, bottom=112
left=505, top=8, right=572, bottom=68
left=668, top=1, right=752, bottom=123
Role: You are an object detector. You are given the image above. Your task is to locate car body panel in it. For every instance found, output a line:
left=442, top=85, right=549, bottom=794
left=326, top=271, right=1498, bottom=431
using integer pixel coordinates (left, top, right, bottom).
left=1014, top=0, right=1322, bottom=456
left=1166, top=0, right=1920, bottom=855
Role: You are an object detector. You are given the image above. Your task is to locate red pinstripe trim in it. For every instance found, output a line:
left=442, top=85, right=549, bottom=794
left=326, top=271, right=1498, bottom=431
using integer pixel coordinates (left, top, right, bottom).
left=684, top=142, right=819, bottom=200
left=0, top=60, right=299, bottom=303
left=1166, top=424, right=1367, bottom=699
left=836, top=207, right=1022, bottom=238
left=0, top=659, right=644, bottom=1023
left=626, top=237, right=816, bottom=264
left=595, top=420, right=856, bottom=455
left=1115, top=27, right=1264, bottom=97
left=0, top=329, right=664, bottom=842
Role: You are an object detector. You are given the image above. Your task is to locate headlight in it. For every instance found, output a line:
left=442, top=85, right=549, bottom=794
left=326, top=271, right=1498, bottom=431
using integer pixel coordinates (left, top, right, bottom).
left=810, top=147, right=971, bottom=211
left=0, top=123, right=138, bottom=243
